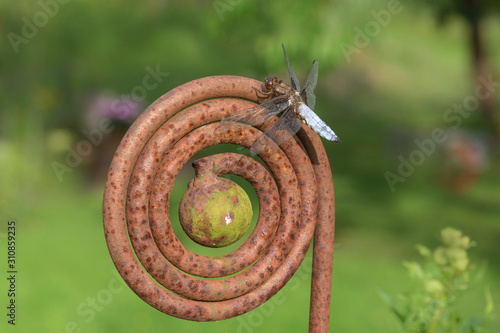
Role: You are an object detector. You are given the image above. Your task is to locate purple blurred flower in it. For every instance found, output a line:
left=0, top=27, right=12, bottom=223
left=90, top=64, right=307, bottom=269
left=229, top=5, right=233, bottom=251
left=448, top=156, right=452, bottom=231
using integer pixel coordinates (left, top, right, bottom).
left=88, top=94, right=142, bottom=124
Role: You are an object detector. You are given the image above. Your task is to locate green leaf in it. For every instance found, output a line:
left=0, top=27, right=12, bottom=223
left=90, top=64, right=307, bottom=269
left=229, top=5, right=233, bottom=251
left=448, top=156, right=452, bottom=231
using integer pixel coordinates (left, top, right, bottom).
left=484, top=286, right=494, bottom=318
left=378, top=289, right=407, bottom=323
left=378, top=289, right=396, bottom=308
left=416, top=244, right=432, bottom=258
left=403, top=261, right=424, bottom=280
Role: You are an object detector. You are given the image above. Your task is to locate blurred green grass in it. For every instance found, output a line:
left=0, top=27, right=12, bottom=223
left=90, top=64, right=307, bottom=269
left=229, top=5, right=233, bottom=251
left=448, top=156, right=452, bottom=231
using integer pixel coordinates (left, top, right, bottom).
left=3, top=180, right=498, bottom=332
left=1, top=0, right=500, bottom=332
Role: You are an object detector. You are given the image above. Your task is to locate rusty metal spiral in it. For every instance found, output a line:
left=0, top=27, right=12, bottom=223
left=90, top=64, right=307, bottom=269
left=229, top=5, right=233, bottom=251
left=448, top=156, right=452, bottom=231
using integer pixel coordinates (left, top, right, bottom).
left=103, top=75, right=335, bottom=331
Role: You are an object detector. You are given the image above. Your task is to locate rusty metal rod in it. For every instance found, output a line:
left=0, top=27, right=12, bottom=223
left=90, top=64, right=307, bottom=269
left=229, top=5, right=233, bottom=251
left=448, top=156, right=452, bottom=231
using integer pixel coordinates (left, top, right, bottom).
left=103, top=75, right=335, bottom=330
left=298, top=127, right=336, bottom=333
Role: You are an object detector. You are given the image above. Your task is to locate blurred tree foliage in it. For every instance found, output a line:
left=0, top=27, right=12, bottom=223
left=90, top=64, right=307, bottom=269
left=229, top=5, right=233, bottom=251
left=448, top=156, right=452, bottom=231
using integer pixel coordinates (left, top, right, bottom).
left=421, top=0, right=500, bottom=23
left=420, top=0, right=500, bottom=142
left=1, top=0, right=499, bottom=139
left=0, top=0, right=352, bottom=134
left=204, top=0, right=348, bottom=70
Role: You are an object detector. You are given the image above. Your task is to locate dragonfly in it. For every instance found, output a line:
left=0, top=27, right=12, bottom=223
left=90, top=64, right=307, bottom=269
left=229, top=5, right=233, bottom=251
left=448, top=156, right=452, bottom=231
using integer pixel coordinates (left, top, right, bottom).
left=221, top=44, right=341, bottom=154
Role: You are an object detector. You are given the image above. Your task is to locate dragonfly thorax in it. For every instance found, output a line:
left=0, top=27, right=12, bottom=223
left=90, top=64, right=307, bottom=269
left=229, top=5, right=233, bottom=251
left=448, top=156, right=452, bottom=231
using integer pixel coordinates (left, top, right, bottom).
left=264, top=76, right=300, bottom=101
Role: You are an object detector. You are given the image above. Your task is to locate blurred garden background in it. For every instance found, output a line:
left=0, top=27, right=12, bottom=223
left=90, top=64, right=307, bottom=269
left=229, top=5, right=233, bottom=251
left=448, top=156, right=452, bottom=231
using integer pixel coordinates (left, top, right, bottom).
left=1, top=0, right=500, bottom=332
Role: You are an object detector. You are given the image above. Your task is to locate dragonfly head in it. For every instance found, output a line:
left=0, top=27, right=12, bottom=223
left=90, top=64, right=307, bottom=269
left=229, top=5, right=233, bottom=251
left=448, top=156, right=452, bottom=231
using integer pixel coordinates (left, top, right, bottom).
left=264, top=77, right=279, bottom=91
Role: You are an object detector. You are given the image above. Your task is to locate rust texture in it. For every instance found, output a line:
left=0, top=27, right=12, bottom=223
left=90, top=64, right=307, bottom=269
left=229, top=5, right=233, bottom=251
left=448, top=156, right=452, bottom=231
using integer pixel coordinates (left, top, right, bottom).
left=102, top=75, right=336, bottom=331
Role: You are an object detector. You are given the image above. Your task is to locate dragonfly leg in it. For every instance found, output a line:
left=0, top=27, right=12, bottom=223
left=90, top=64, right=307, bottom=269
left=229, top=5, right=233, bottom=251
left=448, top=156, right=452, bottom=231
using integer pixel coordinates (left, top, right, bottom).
left=253, top=86, right=273, bottom=102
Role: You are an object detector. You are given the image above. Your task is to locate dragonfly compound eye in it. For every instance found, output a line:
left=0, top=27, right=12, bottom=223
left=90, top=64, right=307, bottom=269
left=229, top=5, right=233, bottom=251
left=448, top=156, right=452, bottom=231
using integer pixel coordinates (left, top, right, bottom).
left=264, top=76, right=277, bottom=90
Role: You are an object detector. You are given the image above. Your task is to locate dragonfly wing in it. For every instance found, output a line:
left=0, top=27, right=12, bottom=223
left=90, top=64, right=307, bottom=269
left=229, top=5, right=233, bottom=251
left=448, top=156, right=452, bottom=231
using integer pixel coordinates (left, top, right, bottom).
left=250, top=107, right=302, bottom=155
left=301, top=59, right=318, bottom=111
left=301, top=90, right=316, bottom=111
left=221, top=96, right=290, bottom=126
left=282, top=44, right=300, bottom=92
left=259, top=97, right=290, bottom=115
left=221, top=104, right=272, bottom=126
left=304, top=60, right=318, bottom=93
